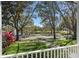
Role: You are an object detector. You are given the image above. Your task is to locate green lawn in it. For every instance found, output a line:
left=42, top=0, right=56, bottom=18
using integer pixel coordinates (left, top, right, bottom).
left=52, top=39, right=76, bottom=46
left=3, top=40, right=48, bottom=55
left=3, top=39, right=76, bottom=55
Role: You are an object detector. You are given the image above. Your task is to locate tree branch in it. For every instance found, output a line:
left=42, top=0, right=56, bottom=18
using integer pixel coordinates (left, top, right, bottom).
left=20, top=2, right=39, bottom=30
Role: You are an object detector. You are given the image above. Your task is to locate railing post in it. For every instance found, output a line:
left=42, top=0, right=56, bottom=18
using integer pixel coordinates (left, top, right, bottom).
left=0, top=1, right=2, bottom=56
left=77, top=2, right=79, bottom=44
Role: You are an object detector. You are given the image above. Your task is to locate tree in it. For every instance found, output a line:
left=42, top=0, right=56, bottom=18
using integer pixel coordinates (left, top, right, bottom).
left=36, top=1, right=59, bottom=39
left=2, top=1, right=38, bottom=41
left=56, top=2, right=77, bottom=39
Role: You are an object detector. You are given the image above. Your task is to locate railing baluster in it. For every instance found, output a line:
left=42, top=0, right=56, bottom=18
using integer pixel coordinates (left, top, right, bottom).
left=75, top=46, right=77, bottom=54
left=64, top=48, right=66, bottom=58
left=51, top=50, right=52, bottom=58
left=27, top=54, right=28, bottom=58
left=74, top=46, right=75, bottom=53
left=68, top=47, right=70, bottom=58
left=57, top=49, right=59, bottom=58
left=54, top=50, right=56, bottom=58
left=71, top=47, right=73, bottom=53
left=47, top=51, right=49, bottom=58
left=21, top=55, right=24, bottom=58
left=74, top=46, right=75, bottom=54
left=72, top=46, right=74, bottom=53
left=35, top=53, right=37, bottom=58
left=31, top=53, right=33, bottom=58
left=16, top=55, right=18, bottom=58
left=40, top=52, right=41, bottom=58
left=69, top=47, right=71, bottom=55
left=60, top=48, right=61, bottom=58
left=77, top=45, right=78, bottom=54
left=63, top=49, right=64, bottom=58
left=44, top=51, right=45, bottom=58
left=65, top=48, right=67, bottom=58
left=76, top=46, right=77, bottom=54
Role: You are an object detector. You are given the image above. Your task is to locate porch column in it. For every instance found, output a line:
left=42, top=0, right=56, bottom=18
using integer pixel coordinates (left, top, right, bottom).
left=77, top=2, right=79, bottom=44
left=0, top=2, right=2, bottom=56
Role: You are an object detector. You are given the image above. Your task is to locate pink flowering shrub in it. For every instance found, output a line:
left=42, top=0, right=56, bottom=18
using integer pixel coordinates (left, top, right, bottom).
left=2, top=31, right=16, bottom=48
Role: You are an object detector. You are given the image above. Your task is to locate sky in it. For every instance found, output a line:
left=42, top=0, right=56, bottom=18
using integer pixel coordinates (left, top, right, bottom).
left=33, top=14, right=61, bottom=28
left=32, top=2, right=43, bottom=27
left=32, top=12, right=61, bottom=28
left=33, top=17, right=43, bottom=27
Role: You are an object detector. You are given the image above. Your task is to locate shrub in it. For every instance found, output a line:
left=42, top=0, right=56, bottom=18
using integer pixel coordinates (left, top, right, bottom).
left=59, top=31, right=69, bottom=35
left=2, top=31, right=16, bottom=48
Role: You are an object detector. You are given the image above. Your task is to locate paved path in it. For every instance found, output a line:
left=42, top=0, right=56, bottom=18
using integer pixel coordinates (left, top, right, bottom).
left=20, top=33, right=66, bottom=40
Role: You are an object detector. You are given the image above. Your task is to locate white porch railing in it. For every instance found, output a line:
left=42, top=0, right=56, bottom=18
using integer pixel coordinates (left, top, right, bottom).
left=1, top=44, right=79, bottom=58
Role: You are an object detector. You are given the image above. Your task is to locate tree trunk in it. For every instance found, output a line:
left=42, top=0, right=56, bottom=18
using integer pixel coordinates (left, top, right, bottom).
left=15, top=17, right=19, bottom=41
left=51, top=28, right=53, bottom=35
left=16, top=29, right=19, bottom=41
left=53, top=26, right=56, bottom=39
left=73, top=27, right=76, bottom=40
left=74, top=31, right=76, bottom=39
left=15, top=12, right=20, bottom=41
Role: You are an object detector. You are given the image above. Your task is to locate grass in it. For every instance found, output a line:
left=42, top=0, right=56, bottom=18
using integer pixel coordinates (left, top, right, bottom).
left=3, top=40, right=48, bottom=55
left=3, top=38, right=76, bottom=55
left=53, top=39, right=76, bottom=46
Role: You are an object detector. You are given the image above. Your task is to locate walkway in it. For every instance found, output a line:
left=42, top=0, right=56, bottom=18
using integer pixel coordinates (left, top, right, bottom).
left=20, top=33, right=66, bottom=40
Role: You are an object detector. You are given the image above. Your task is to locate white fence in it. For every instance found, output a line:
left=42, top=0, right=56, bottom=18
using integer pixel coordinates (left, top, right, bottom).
left=1, top=44, right=79, bottom=58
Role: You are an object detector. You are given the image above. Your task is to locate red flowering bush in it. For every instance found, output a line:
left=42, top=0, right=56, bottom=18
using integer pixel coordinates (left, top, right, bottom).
left=5, top=32, right=16, bottom=42
left=3, top=31, right=16, bottom=48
